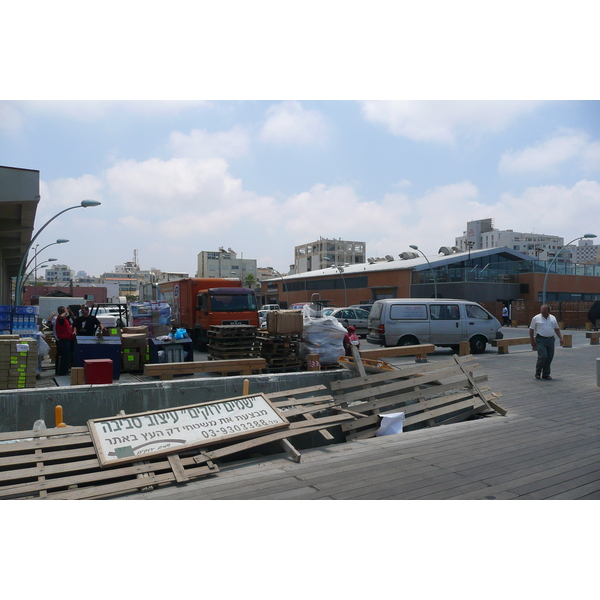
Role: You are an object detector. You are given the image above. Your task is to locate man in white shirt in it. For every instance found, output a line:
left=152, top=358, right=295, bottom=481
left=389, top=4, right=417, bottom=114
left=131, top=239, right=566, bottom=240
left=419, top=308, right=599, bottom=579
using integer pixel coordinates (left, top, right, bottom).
left=529, top=305, right=564, bottom=380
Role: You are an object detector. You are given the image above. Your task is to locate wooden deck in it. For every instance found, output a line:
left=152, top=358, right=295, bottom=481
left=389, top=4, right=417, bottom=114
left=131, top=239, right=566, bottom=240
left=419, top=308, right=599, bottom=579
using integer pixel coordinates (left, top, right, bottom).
left=118, top=328, right=600, bottom=500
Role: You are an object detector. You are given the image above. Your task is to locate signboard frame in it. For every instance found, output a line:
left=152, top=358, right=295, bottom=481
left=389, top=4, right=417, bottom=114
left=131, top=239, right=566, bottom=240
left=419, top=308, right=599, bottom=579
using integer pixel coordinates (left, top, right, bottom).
left=88, top=393, right=289, bottom=468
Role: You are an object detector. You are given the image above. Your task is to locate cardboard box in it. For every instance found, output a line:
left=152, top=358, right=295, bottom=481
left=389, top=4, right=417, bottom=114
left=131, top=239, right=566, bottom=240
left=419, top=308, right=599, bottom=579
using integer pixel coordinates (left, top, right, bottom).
left=121, top=348, right=141, bottom=371
left=71, top=367, right=85, bottom=386
left=121, top=333, right=148, bottom=351
left=267, top=310, right=303, bottom=335
left=122, top=326, right=149, bottom=335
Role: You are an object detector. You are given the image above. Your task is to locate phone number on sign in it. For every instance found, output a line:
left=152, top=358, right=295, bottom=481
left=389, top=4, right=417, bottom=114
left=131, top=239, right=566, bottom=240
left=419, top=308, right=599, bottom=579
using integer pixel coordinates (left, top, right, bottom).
left=201, top=418, right=281, bottom=439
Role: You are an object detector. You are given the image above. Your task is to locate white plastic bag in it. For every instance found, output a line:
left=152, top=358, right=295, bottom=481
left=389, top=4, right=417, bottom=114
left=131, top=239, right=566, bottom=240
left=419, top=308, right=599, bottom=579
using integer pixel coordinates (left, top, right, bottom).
left=375, top=412, right=406, bottom=436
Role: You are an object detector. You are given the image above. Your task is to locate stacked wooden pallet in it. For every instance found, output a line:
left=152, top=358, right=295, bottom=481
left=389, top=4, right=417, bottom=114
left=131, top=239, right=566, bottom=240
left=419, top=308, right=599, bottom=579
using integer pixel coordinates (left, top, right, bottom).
left=257, top=333, right=302, bottom=373
left=329, top=347, right=505, bottom=441
left=208, top=325, right=259, bottom=360
left=0, top=336, right=38, bottom=390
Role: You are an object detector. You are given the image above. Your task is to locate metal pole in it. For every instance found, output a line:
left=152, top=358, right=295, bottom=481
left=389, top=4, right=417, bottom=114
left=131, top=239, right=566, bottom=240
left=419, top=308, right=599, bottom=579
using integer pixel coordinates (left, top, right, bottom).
left=15, top=202, right=99, bottom=305
left=542, top=235, right=593, bottom=304
left=410, top=246, right=437, bottom=298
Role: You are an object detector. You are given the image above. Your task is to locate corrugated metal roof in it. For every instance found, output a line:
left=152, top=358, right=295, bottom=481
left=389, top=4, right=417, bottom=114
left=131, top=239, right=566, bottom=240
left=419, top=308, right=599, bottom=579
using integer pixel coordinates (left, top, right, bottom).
left=267, top=246, right=532, bottom=281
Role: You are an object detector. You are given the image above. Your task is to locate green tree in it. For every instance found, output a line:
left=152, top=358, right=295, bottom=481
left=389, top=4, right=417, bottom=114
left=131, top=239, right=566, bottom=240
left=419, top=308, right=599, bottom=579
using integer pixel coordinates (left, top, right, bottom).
left=244, top=274, right=257, bottom=288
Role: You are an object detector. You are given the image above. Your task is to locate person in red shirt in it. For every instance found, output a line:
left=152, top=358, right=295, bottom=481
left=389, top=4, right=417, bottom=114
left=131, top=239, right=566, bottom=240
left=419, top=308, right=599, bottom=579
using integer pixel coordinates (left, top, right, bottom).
left=54, top=306, right=75, bottom=376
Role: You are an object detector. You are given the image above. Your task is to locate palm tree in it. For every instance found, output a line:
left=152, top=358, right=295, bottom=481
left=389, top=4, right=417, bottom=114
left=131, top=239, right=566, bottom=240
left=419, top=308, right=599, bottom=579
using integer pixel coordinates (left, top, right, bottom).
left=244, top=273, right=257, bottom=289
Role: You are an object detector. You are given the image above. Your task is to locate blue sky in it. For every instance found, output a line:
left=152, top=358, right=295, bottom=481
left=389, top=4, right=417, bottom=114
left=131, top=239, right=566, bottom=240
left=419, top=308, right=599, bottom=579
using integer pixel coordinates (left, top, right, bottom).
left=2, top=5, right=599, bottom=280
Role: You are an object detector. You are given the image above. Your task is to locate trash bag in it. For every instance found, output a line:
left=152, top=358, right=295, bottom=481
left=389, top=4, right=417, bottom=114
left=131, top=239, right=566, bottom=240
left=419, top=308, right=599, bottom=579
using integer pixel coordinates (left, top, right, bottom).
left=299, top=304, right=346, bottom=364
left=174, top=328, right=187, bottom=340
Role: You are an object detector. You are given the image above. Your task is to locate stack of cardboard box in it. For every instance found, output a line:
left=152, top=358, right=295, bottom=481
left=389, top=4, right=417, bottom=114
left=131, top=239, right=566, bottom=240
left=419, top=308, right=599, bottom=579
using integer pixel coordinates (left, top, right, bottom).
left=0, top=336, right=38, bottom=390
left=120, top=326, right=149, bottom=372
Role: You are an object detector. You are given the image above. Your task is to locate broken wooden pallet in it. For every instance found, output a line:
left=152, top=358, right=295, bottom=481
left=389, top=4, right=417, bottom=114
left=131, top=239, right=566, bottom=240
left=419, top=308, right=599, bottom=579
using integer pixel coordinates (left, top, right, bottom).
left=329, top=353, right=505, bottom=441
left=0, top=383, right=352, bottom=498
left=0, top=426, right=219, bottom=500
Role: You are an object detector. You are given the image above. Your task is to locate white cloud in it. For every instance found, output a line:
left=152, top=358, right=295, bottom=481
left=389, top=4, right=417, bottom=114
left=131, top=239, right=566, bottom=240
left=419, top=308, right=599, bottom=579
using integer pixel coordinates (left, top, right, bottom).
left=498, top=129, right=593, bottom=173
left=168, top=126, right=250, bottom=159
left=360, top=100, right=539, bottom=143
left=39, top=174, right=105, bottom=211
left=259, top=101, right=328, bottom=145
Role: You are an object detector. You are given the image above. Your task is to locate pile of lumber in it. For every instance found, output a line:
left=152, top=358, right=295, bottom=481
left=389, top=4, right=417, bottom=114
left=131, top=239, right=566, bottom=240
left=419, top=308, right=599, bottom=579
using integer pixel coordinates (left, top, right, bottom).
left=329, top=347, right=505, bottom=441
left=207, top=325, right=260, bottom=360
left=0, top=385, right=351, bottom=500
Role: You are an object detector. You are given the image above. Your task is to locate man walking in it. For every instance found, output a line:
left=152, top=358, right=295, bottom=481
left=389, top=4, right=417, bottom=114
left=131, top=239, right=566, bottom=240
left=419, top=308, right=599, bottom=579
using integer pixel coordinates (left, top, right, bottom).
left=529, top=304, right=564, bottom=380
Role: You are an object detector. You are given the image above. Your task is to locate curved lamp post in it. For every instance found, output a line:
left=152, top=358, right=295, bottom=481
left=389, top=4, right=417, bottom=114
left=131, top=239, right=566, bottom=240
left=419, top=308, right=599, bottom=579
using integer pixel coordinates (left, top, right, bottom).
left=268, top=267, right=289, bottom=306
left=14, top=201, right=100, bottom=304
left=542, top=233, right=596, bottom=304
left=409, top=245, right=438, bottom=299
left=23, top=239, right=69, bottom=275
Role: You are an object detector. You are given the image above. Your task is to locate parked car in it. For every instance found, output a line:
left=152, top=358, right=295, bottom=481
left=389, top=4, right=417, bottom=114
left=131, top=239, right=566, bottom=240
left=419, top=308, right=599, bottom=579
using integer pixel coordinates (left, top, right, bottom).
left=261, top=304, right=280, bottom=311
left=350, top=303, right=374, bottom=314
left=366, top=298, right=503, bottom=354
left=323, top=307, right=370, bottom=336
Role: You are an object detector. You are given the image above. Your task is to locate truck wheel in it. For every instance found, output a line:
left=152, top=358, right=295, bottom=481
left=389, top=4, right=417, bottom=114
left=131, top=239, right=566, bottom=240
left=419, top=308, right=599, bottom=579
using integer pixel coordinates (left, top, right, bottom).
left=398, top=335, right=419, bottom=347
left=470, top=335, right=487, bottom=354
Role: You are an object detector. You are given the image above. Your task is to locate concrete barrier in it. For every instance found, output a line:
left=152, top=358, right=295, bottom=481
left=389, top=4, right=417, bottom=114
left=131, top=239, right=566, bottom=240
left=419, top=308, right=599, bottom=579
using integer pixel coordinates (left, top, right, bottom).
left=0, top=370, right=353, bottom=433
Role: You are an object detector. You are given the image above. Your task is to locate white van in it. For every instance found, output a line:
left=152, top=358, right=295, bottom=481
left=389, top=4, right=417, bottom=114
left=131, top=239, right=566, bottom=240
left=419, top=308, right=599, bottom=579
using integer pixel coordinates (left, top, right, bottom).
left=366, top=298, right=503, bottom=354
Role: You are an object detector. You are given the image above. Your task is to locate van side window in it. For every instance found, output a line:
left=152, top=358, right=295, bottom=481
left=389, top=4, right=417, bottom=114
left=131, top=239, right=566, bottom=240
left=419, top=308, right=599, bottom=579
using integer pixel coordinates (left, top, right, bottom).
left=431, top=304, right=460, bottom=320
left=466, top=305, right=489, bottom=319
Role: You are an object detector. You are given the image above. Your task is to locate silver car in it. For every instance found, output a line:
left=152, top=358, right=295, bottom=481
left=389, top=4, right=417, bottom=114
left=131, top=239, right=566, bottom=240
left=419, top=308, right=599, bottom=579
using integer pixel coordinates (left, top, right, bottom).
left=323, top=307, right=370, bottom=336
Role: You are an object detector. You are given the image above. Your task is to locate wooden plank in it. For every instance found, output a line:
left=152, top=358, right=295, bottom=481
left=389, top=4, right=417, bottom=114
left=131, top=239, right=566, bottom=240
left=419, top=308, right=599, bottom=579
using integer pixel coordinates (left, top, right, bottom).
left=143, top=358, right=266, bottom=378
left=359, top=344, right=435, bottom=360
left=194, top=414, right=354, bottom=463
left=167, top=454, right=189, bottom=483
left=329, top=356, right=478, bottom=391
left=301, top=411, right=335, bottom=441
left=453, top=355, right=507, bottom=416
left=264, top=384, right=328, bottom=399
left=279, top=439, right=303, bottom=463
left=333, top=364, right=467, bottom=404
left=0, top=425, right=89, bottom=443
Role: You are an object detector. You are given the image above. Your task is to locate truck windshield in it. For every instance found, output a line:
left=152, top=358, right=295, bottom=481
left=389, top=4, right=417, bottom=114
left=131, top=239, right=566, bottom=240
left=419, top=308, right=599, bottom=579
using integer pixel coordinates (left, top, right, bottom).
left=209, top=291, right=257, bottom=312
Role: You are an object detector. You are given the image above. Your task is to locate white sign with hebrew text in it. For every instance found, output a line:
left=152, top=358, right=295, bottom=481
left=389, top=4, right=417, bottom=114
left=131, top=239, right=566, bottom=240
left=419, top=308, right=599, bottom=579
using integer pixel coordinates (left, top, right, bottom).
left=88, top=393, right=289, bottom=467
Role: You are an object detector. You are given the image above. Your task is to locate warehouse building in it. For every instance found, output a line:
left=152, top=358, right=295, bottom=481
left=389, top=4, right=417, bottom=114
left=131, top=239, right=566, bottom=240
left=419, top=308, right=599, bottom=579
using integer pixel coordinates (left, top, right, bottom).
left=262, top=246, right=600, bottom=309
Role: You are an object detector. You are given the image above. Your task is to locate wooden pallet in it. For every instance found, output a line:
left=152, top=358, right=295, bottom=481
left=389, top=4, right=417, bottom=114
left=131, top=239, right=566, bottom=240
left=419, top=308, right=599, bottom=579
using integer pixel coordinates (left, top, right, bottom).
left=0, top=426, right=219, bottom=500
left=0, top=384, right=353, bottom=497
left=329, top=347, right=505, bottom=441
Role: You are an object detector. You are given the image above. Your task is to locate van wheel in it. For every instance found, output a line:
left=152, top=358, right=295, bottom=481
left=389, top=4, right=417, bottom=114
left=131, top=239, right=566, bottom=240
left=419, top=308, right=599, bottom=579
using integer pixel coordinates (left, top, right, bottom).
left=398, top=335, right=419, bottom=347
left=470, top=335, right=487, bottom=354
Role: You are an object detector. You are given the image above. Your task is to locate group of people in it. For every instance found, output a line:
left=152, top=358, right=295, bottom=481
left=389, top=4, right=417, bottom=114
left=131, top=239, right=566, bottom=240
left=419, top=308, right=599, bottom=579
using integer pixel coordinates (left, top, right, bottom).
left=47, top=305, right=106, bottom=376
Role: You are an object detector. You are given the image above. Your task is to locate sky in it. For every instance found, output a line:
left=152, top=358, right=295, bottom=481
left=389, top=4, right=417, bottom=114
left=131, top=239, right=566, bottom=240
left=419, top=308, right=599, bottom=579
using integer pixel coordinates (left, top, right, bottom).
left=2, top=4, right=599, bottom=281
left=3, top=99, right=598, bottom=278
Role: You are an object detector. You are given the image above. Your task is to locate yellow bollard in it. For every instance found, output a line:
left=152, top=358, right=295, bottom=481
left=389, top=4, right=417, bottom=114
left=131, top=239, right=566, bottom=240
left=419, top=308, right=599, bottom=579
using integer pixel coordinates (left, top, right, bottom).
left=243, top=379, right=250, bottom=395
left=55, top=405, right=67, bottom=428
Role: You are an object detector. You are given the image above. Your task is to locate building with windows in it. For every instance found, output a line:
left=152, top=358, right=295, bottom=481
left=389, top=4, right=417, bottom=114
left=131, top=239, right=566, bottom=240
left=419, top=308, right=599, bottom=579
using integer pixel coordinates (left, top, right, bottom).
left=45, top=264, right=75, bottom=283
left=294, top=237, right=366, bottom=273
left=196, top=248, right=257, bottom=283
left=455, top=218, right=567, bottom=262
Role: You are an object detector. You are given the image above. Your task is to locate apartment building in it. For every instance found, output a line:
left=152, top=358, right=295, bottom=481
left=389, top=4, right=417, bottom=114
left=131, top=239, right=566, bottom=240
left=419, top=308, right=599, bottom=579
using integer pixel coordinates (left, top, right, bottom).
left=294, top=237, right=366, bottom=273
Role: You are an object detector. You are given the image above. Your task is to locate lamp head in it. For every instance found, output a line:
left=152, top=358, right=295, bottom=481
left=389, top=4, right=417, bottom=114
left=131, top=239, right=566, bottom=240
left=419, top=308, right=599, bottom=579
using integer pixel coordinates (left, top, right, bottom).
left=583, top=233, right=597, bottom=239
left=56, top=239, right=69, bottom=244
left=47, top=258, right=57, bottom=262
left=81, top=200, right=101, bottom=208
left=409, top=244, right=419, bottom=250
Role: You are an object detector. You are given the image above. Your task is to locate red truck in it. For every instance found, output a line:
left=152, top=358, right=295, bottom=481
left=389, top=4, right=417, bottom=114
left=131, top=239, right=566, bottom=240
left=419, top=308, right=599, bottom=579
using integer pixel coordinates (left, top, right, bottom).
left=158, top=278, right=259, bottom=348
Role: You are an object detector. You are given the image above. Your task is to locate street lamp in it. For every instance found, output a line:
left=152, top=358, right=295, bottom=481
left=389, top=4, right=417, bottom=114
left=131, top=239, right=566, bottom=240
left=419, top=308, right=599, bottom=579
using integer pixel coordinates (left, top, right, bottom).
left=14, top=200, right=100, bottom=304
left=23, top=239, right=69, bottom=275
left=542, top=233, right=596, bottom=304
left=408, top=245, right=438, bottom=299
left=268, top=267, right=289, bottom=306
left=324, top=258, right=348, bottom=306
